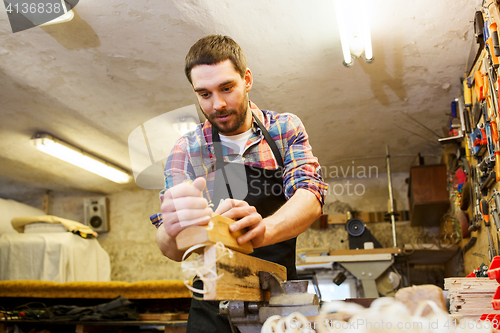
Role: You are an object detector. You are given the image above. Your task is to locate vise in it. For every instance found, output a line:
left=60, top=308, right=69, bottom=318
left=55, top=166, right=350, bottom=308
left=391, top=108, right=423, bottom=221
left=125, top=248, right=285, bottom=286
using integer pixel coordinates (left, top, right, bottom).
left=219, top=271, right=319, bottom=333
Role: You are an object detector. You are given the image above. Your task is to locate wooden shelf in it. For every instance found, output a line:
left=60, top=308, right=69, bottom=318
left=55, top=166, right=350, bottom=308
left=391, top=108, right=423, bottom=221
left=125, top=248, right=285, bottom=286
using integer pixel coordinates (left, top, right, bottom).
left=409, top=165, right=450, bottom=227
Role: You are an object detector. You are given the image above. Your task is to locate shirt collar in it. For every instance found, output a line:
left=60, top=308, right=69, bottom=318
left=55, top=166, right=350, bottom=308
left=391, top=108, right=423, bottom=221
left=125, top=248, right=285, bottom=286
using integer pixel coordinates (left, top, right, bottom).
left=202, top=101, right=265, bottom=148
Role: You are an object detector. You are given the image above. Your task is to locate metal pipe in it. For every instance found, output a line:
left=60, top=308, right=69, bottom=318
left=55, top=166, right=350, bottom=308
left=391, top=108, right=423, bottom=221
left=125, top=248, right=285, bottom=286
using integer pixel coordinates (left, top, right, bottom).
left=386, top=145, right=398, bottom=247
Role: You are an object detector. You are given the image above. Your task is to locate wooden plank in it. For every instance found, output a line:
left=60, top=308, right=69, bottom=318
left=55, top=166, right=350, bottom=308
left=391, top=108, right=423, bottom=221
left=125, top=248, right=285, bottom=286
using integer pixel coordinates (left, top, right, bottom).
left=139, top=314, right=161, bottom=320
left=305, top=253, right=392, bottom=263
left=139, top=313, right=189, bottom=321
left=202, top=245, right=286, bottom=302
left=176, top=215, right=253, bottom=254
left=327, top=211, right=409, bottom=224
left=327, top=214, right=346, bottom=224
left=445, top=277, right=499, bottom=318
left=328, top=248, right=401, bottom=256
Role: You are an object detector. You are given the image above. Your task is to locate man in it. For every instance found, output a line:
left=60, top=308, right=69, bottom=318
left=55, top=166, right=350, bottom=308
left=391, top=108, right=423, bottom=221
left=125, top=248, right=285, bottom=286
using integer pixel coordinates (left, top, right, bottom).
left=155, top=35, right=327, bottom=332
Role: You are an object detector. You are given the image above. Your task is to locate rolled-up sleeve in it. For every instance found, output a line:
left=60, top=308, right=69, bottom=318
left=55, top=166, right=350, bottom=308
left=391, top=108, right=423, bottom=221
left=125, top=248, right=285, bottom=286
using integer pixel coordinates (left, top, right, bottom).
left=282, top=115, right=328, bottom=205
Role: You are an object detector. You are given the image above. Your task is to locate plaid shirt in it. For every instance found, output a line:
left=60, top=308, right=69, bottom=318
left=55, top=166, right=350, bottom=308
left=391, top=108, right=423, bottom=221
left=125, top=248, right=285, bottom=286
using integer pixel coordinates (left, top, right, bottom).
left=161, top=102, right=327, bottom=206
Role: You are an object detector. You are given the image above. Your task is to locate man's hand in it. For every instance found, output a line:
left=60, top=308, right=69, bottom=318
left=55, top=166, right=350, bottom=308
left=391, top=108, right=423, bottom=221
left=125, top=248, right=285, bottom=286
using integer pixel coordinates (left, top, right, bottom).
left=215, top=199, right=265, bottom=247
left=160, top=177, right=212, bottom=239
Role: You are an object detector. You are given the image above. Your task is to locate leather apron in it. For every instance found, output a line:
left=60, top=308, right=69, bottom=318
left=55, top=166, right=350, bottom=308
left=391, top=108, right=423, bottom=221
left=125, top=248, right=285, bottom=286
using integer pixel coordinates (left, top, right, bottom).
left=186, top=112, right=297, bottom=333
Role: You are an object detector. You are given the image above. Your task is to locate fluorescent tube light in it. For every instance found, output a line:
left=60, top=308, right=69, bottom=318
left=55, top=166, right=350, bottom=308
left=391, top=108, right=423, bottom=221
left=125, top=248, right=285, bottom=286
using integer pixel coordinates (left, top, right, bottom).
left=31, top=133, right=131, bottom=184
left=334, top=0, right=353, bottom=66
left=334, top=0, right=373, bottom=66
left=360, top=1, right=373, bottom=62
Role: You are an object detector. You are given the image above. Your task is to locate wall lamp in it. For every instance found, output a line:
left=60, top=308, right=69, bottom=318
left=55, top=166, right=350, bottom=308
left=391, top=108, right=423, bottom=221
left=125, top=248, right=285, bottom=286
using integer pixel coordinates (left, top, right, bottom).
left=334, top=0, right=373, bottom=67
left=31, top=133, right=131, bottom=184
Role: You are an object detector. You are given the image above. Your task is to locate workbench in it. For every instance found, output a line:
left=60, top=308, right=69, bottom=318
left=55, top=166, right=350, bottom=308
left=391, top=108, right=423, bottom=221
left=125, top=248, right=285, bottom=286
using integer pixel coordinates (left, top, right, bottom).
left=0, top=280, right=192, bottom=333
left=0, top=319, right=187, bottom=333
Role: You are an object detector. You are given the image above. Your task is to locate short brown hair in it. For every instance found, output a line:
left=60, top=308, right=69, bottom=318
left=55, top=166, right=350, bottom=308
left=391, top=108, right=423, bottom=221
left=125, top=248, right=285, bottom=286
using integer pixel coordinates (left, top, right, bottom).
left=185, top=35, right=247, bottom=85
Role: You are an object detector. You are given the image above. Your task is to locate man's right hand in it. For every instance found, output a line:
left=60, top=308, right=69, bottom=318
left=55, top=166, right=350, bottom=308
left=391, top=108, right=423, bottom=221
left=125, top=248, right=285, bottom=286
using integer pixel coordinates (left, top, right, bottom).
left=160, top=177, right=212, bottom=239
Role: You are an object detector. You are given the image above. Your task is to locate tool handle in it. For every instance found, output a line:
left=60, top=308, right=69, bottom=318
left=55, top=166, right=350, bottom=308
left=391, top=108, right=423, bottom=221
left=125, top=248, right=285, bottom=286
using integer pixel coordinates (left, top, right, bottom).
left=496, top=152, right=500, bottom=182
left=492, top=22, right=500, bottom=57
left=488, top=37, right=500, bottom=68
left=481, top=198, right=491, bottom=226
left=484, top=74, right=490, bottom=99
left=493, top=121, right=499, bottom=144
left=498, top=77, right=500, bottom=114
left=481, top=198, right=490, bottom=216
left=465, top=108, right=472, bottom=134
left=476, top=70, right=485, bottom=101
left=476, top=11, right=485, bottom=43
left=495, top=190, right=500, bottom=212
left=483, top=100, right=490, bottom=122
left=464, top=80, right=473, bottom=107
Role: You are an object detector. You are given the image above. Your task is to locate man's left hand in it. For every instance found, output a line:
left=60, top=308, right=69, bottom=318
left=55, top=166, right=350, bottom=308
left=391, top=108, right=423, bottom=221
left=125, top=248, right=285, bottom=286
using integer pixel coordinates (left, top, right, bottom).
left=214, top=199, right=266, bottom=247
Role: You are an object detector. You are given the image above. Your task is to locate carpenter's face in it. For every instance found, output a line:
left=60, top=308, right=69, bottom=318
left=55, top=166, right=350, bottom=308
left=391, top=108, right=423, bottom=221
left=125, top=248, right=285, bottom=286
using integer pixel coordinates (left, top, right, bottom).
left=191, top=59, right=253, bottom=135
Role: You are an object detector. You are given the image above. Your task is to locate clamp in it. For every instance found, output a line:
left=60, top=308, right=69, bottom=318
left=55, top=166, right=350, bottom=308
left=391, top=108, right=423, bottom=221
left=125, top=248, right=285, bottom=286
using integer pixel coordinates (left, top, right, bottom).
left=220, top=271, right=319, bottom=333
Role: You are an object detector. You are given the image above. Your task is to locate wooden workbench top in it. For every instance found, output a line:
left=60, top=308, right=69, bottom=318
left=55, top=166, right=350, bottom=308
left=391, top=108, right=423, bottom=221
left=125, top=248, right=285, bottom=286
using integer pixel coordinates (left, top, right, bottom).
left=328, top=248, right=401, bottom=256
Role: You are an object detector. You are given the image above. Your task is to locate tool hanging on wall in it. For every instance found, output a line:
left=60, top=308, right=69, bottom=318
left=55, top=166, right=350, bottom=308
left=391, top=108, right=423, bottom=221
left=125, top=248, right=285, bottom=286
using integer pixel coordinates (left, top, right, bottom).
left=469, top=166, right=483, bottom=232
left=462, top=236, right=478, bottom=254
left=492, top=190, right=500, bottom=231
left=480, top=198, right=497, bottom=260
left=473, top=101, right=482, bottom=128
left=491, top=22, right=500, bottom=57
left=464, top=79, right=473, bottom=107
left=491, top=205, right=500, bottom=231
left=485, top=20, right=500, bottom=70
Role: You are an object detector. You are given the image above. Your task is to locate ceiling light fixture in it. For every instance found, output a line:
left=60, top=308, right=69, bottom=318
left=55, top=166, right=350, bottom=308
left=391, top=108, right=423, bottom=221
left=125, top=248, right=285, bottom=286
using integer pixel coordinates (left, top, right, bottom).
left=40, top=4, right=74, bottom=27
left=31, top=133, right=131, bottom=184
left=334, top=0, right=374, bottom=67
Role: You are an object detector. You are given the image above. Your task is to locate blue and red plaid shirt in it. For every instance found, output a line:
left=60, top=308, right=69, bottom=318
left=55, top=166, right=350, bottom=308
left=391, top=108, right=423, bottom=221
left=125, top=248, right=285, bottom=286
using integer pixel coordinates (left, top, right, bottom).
left=161, top=102, right=327, bottom=206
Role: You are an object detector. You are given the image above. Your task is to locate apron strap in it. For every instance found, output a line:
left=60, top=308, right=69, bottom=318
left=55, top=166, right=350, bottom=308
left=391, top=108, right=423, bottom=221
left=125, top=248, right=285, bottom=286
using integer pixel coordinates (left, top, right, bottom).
left=251, top=112, right=285, bottom=169
left=212, top=126, right=234, bottom=199
left=211, top=110, right=285, bottom=200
